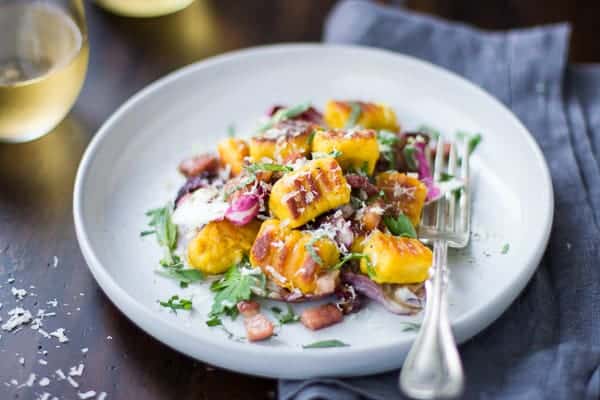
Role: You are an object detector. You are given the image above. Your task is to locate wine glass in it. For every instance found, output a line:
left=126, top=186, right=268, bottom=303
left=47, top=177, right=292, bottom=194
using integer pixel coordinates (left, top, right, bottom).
left=0, top=0, right=88, bottom=143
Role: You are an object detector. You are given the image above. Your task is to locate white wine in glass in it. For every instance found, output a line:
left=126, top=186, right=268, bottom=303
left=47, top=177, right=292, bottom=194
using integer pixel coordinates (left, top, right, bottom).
left=0, top=0, right=88, bottom=143
left=96, top=0, right=195, bottom=17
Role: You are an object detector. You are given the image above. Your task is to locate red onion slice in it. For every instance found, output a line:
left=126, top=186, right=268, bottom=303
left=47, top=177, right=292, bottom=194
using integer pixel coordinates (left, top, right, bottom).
left=225, top=193, right=260, bottom=226
left=341, top=272, right=421, bottom=315
left=414, top=141, right=440, bottom=201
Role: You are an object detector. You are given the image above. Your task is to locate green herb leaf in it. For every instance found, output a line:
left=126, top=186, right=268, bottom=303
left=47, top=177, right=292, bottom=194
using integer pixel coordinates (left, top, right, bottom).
left=401, top=322, right=421, bottom=332
left=245, top=162, right=293, bottom=174
left=223, top=174, right=257, bottom=200
left=417, top=124, right=441, bottom=140
left=384, top=214, right=417, bottom=238
left=440, top=173, right=455, bottom=182
left=140, top=230, right=156, bottom=237
left=257, top=102, right=311, bottom=132
left=272, top=304, right=300, bottom=325
left=206, top=316, right=222, bottom=327
left=501, top=243, right=510, bottom=254
left=156, top=268, right=204, bottom=286
left=302, top=339, right=350, bottom=349
left=227, top=123, right=236, bottom=137
left=456, top=131, right=483, bottom=155
left=378, top=130, right=399, bottom=170
left=366, top=261, right=377, bottom=279
left=403, top=145, right=417, bottom=170
left=209, top=260, right=266, bottom=319
left=144, top=204, right=180, bottom=267
left=345, top=102, right=362, bottom=128
left=159, top=295, right=193, bottom=313
left=305, top=235, right=325, bottom=265
left=331, top=253, right=371, bottom=270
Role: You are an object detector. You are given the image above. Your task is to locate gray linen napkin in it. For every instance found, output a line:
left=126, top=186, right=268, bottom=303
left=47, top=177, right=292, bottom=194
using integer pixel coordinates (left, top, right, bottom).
left=279, top=1, right=600, bottom=399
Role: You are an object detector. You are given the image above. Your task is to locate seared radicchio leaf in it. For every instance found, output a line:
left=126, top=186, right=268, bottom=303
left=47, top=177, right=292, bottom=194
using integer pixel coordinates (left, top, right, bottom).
left=174, top=175, right=209, bottom=207
left=345, top=174, right=380, bottom=197
left=341, top=272, right=423, bottom=315
left=225, top=193, right=260, bottom=226
left=414, top=141, right=440, bottom=201
left=335, top=283, right=362, bottom=314
left=267, top=105, right=323, bottom=125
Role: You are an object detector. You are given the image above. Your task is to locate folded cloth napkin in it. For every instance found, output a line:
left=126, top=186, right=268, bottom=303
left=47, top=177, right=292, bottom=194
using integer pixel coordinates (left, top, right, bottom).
left=279, top=1, right=600, bottom=399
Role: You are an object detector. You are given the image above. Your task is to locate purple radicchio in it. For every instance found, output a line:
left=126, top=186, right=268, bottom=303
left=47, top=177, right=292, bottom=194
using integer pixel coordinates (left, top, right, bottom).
left=224, top=193, right=260, bottom=226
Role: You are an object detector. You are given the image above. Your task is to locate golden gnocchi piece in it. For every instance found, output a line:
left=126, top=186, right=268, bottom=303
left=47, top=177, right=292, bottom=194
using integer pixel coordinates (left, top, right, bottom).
left=250, top=219, right=340, bottom=294
left=360, top=230, right=432, bottom=284
left=187, top=219, right=261, bottom=275
left=376, top=171, right=427, bottom=227
left=249, top=119, right=316, bottom=162
left=324, top=100, right=400, bottom=131
left=269, top=157, right=351, bottom=228
left=217, top=138, right=249, bottom=176
left=312, top=129, right=380, bottom=175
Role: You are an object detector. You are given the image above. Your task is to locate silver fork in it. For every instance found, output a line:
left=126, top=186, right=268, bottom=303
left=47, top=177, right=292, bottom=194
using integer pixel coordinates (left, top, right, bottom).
left=399, top=137, right=471, bottom=399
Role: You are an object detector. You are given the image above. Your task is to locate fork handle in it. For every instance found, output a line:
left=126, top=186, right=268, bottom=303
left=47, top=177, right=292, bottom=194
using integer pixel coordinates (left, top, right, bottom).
left=399, top=240, right=464, bottom=399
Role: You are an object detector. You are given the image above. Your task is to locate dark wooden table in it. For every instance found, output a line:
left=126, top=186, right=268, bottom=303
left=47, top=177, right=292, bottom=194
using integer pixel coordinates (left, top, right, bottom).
left=0, top=1, right=597, bottom=399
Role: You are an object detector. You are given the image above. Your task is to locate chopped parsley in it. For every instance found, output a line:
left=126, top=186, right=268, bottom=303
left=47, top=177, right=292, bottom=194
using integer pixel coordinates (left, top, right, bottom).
left=305, top=235, right=325, bottom=265
left=331, top=253, right=371, bottom=270
left=401, top=322, right=421, bottom=332
left=501, top=243, right=510, bottom=254
left=383, top=214, right=417, bottom=239
left=159, top=295, right=193, bottom=313
left=271, top=304, right=300, bottom=324
left=209, top=260, right=266, bottom=320
left=143, top=205, right=181, bottom=268
left=345, top=102, right=362, bottom=128
left=155, top=268, right=204, bottom=288
left=257, top=102, right=311, bottom=132
left=302, top=339, right=349, bottom=349
left=206, top=316, right=222, bottom=327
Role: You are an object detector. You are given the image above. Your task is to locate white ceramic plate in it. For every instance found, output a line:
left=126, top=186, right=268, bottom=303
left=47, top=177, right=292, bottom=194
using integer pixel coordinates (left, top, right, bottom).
left=73, top=44, right=553, bottom=379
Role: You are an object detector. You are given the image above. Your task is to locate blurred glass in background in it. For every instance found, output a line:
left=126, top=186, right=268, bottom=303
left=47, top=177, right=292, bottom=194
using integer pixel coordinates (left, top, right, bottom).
left=0, top=0, right=88, bottom=143
left=96, top=0, right=195, bottom=17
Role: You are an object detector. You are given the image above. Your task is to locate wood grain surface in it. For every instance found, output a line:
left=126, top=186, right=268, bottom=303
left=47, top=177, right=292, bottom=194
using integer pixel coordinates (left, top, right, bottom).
left=0, top=1, right=597, bottom=399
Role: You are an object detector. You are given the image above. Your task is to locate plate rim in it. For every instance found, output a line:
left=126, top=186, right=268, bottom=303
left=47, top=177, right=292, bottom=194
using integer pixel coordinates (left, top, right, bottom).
left=73, top=43, right=554, bottom=378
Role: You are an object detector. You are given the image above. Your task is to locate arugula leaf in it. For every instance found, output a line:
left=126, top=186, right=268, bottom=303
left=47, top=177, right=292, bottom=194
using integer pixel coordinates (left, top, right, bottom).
left=501, top=243, right=510, bottom=254
left=331, top=253, right=371, bottom=270
left=159, top=295, right=193, bottom=313
left=302, top=339, right=349, bottom=349
left=383, top=214, right=417, bottom=238
left=209, top=260, right=266, bottom=319
left=345, top=102, right=362, bottom=128
left=245, top=162, right=293, bottom=174
left=272, top=304, right=300, bottom=324
left=305, top=235, right=325, bottom=265
left=257, top=102, right=311, bottom=132
left=143, top=205, right=180, bottom=267
left=401, top=322, right=421, bottom=332
left=156, top=268, right=204, bottom=287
